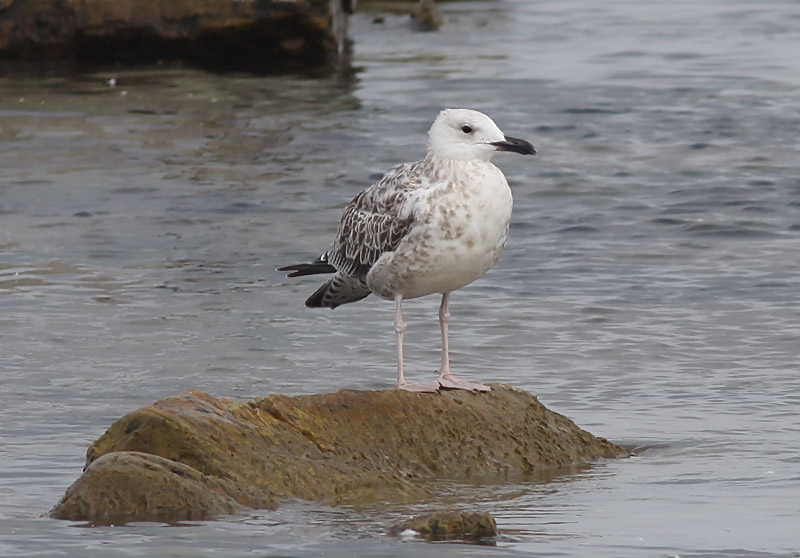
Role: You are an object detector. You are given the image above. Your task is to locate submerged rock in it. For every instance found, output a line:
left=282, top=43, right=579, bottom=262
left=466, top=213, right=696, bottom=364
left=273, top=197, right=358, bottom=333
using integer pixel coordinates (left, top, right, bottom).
left=0, top=0, right=353, bottom=70
left=391, top=511, right=498, bottom=542
left=51, top=384, right=626, bottom=524
left=410, top=0, right=443, bottom=31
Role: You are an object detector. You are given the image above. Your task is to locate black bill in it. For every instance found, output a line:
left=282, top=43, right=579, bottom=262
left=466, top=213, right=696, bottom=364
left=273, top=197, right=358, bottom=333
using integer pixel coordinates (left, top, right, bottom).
left=491, top=135, right=536, bottom=155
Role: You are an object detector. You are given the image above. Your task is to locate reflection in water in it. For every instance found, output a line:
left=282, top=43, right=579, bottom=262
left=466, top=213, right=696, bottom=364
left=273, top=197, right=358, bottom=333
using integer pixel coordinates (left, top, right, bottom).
left=2, top=0, right=800, bottom=556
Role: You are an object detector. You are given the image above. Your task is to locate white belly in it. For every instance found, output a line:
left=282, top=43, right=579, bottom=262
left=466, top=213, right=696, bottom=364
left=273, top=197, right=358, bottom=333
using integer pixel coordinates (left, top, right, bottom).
left=367, top=166, right=513, bottom=300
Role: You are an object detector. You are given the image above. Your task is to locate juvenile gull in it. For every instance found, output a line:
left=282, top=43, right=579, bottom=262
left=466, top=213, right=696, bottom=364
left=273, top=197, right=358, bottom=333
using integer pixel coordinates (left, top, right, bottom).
left=279, top=108, right=536, bottom=393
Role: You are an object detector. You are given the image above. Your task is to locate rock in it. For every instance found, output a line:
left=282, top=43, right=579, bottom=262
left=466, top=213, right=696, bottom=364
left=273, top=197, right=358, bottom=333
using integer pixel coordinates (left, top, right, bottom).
left=0, top=0, right=353, bottom=70
left=50, top=452, right=275, bottom=525
left=410, top=0, right=443, bottom=31
left=51, top=384, right=627, bottom=523
left=390, top=511, right=498, bottom=542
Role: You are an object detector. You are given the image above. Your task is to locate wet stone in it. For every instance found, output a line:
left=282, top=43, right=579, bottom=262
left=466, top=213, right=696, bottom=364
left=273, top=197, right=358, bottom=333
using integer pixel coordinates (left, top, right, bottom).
left=0, top=0, right=352, bottom=70
left=390, top=511, right=498, bottom=542
left=49, top=451, right=276, bottom=525
left=50, top=384, right=628, bottom=524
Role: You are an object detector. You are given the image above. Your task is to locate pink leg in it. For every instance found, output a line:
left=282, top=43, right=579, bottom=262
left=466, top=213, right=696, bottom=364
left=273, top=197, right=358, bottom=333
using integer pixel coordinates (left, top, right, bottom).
left=436, top=293, right=491, bottom=392
left=395, top=294, right=438, bottom=393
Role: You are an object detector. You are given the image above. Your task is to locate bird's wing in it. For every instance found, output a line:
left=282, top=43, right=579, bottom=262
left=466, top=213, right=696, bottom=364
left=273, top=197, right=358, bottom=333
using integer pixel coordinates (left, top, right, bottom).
left=325, top=161, right=424, bottom=278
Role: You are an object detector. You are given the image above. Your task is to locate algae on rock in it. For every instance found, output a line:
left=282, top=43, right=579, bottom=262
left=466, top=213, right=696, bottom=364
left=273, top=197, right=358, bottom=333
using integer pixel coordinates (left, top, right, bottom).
left=390, top=511, right=499, bottom=542
left=52, top=384, right=627, bottom=524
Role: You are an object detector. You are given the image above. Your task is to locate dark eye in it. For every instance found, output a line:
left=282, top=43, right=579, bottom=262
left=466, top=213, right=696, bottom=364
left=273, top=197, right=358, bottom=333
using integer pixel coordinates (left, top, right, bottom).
left=461, top=125, right=473, bottom=134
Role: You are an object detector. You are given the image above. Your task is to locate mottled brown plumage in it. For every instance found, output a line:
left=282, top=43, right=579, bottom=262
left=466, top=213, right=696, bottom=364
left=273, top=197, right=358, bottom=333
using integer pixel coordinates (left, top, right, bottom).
left=279, top=109, right=535, bottom=391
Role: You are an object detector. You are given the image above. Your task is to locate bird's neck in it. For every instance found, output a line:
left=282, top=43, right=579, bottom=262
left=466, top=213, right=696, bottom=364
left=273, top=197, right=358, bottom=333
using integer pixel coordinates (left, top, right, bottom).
left=424, top=153, right=495, bottom=172
left=422, top=154, right=500, bottom=192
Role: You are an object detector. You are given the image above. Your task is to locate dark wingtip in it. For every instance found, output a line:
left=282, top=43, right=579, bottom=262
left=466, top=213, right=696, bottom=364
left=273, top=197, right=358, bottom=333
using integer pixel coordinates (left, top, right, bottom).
left=304, top=282, right=328, bottom=308
left=277, top=265, right=303, bottom=278
left=278, top=262, right=336, bottom=278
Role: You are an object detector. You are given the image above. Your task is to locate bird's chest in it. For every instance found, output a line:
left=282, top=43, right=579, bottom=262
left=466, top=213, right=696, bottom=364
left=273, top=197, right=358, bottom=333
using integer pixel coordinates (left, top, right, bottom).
left=424, top=184, right=512, bottom=258
left=370, top=171, right=513, bottom=299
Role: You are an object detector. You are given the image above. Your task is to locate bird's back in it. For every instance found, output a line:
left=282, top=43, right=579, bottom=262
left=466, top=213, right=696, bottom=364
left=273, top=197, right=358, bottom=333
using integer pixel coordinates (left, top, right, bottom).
left=324, top=160, right=428, bottom=280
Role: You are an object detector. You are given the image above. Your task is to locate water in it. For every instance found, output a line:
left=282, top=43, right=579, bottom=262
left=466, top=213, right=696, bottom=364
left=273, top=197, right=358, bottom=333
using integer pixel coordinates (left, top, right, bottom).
left=1, top=0, right=799, bottom=556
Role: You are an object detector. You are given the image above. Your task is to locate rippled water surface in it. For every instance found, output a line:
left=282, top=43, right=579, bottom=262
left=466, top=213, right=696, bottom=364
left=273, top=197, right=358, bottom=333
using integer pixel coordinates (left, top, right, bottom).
left=2, top=0, right=800, bottom=556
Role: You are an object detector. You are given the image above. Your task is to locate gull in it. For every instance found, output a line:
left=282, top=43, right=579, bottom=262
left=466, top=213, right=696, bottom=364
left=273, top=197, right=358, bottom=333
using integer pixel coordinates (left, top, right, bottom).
left=279, top=108, right=536, bottom=393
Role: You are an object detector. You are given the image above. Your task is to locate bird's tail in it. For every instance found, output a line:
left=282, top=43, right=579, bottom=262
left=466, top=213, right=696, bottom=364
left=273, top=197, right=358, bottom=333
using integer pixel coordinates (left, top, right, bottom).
left=304, top=272, right=371, bottom=309
left=278, top=259, right=336, bottom=277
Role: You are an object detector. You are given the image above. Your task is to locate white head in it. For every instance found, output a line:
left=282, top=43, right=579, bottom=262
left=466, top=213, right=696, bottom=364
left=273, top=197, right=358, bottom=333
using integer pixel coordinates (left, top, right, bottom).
left=426, top=108, right=536, bottom=161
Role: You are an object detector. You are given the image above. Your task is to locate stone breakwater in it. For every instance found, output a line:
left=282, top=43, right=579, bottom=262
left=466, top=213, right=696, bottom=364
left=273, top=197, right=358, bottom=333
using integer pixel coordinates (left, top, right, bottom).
left=0, top=0, right=352, bottom=70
